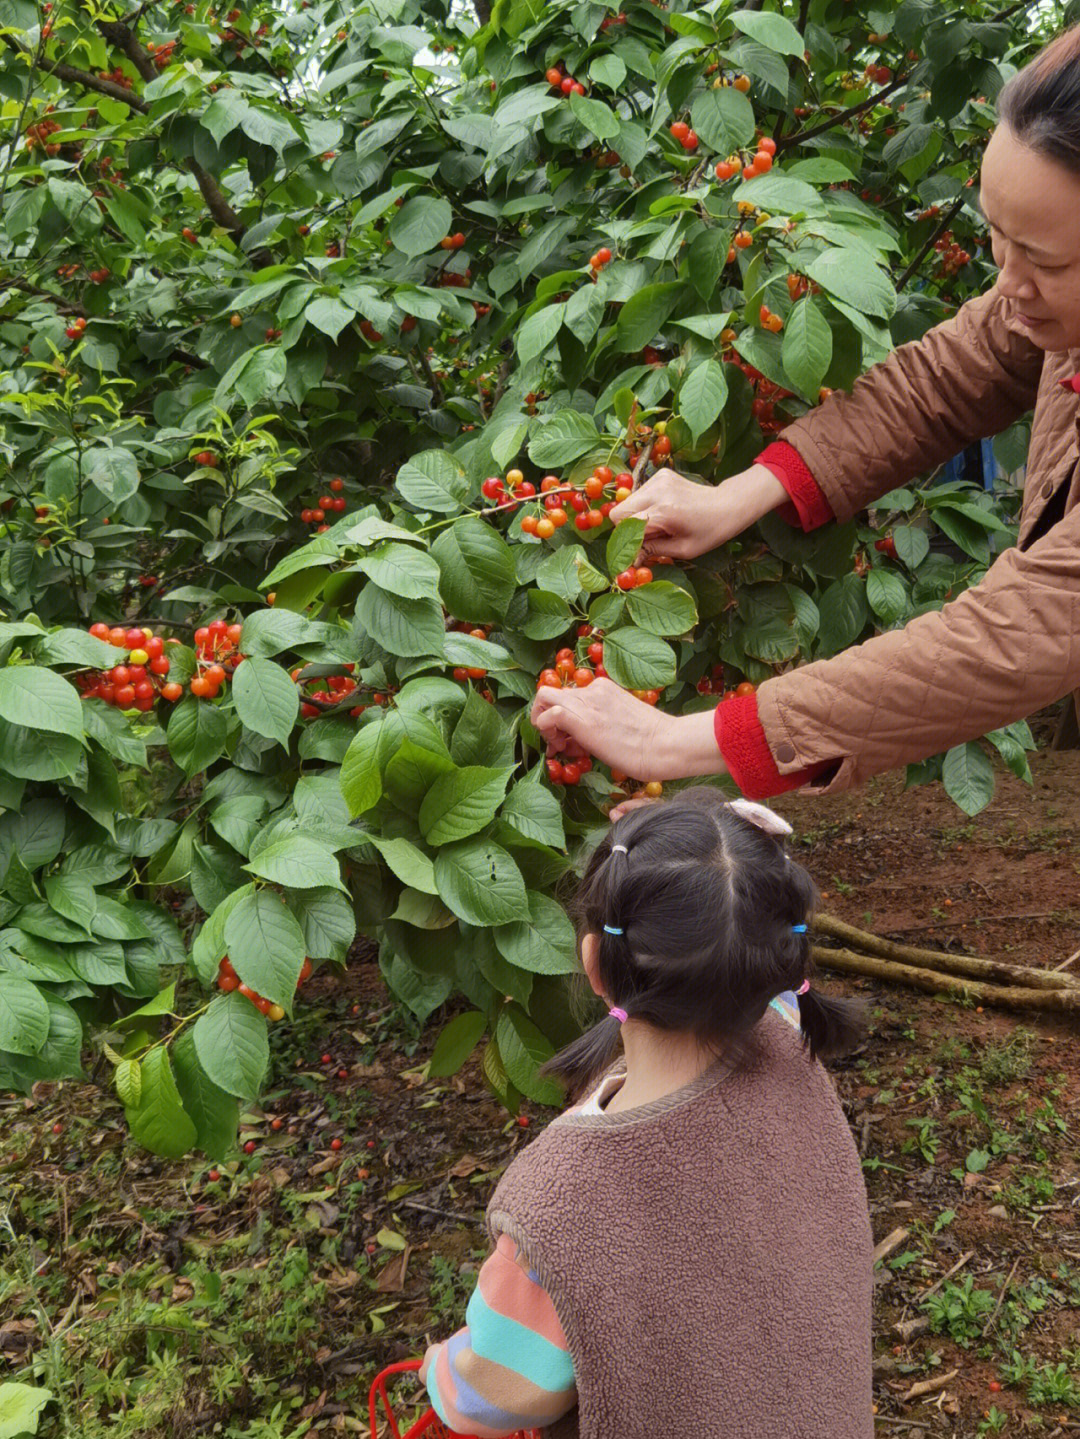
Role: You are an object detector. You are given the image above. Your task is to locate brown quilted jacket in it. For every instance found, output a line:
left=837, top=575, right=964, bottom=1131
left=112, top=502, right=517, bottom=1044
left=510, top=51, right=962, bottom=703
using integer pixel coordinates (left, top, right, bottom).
left=758, top=281, right=1080, bottom=794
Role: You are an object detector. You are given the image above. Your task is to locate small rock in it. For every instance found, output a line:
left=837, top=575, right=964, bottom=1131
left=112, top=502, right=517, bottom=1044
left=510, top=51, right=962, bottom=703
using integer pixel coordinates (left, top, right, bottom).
left=988, top=1204, right=1009, bottom=1219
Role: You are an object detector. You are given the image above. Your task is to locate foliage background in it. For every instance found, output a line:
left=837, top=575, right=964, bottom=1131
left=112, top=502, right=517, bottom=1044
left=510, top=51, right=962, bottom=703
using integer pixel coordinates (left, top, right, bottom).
left=0, top=0, right=1065, bottom=1153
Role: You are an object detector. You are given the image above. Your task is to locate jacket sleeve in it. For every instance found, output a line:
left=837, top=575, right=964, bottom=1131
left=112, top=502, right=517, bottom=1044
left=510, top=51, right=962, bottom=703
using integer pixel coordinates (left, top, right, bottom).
left=773, top=284, right=1044, bottom=522
left=421, top=1233, right=577, bottom=1437
left=755, top=504, right=1080, bottom=795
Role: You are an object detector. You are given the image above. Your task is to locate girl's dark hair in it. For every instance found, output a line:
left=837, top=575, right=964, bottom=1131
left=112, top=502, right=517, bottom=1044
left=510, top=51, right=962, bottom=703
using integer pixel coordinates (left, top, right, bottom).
left=544, top=787, right=865, bottom=1097
left=998, top=26, right=1080, bottom=172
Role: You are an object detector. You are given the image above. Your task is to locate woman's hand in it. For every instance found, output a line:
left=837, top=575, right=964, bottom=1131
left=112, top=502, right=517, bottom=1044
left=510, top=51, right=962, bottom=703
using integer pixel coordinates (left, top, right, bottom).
left=608, top=463, right=791, bottom=561
left=531, top=678, right=729, bottom=783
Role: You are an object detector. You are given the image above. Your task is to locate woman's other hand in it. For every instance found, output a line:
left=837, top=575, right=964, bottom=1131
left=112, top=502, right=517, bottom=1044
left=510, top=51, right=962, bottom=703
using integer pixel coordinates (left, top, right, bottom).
left=608, top=463, right=790, bottom=561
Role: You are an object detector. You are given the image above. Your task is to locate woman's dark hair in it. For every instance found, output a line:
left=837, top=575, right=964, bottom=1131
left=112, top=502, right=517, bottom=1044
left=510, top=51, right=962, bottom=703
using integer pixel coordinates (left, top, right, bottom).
left=544, top=787, right=865, bottom=1096
left=998, top=26, right=1080, bottom=172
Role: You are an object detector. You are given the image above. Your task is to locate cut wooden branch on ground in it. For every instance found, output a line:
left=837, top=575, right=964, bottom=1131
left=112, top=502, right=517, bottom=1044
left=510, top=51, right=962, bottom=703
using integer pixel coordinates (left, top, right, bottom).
left=901, top=1368, right=959, bottom=1404
left=873, top=1227, right=910, bottom=1265
left=812, top=914, right=1080, bottom=991
left=812, top=946, right=1080, bottom=1013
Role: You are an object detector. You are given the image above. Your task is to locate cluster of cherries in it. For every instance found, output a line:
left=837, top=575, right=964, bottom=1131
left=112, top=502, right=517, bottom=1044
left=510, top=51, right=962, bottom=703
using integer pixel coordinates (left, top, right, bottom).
left=863, top=63, right=894, bottom=84
left=144, top=37, right=179, bottom=68
left=544, top=65, right=587, bottom=97
left=299, top=476, right=349, bottom=530
left=757, top=303, right=784, bottom=335
left=598, top=11, right=628, bottom=29
left=668, top=120, right=700, bottom=152
left=536, top=635, right=665, bottom=786
left=477, top=464, right=633, bottom=540
left=96, top=64, right=135, bottom=89
left=696, top=668, right=757, bottom=698
left=191, top=619, right=247, bottom=698
left=439, top=232, right=467, bottom=251
left=24, top=115, right=62, bottom=154
left=934, top=231, right=972, bottom=276
left=64, top=316, right=88, bottom=341
left=79, top=624, right=184, bottom=709
left=588, top=246, right=613, bottom=275
left=715, top=134, right=776, bottom=181
left=292, top=664, right=368, bottom=719
left=217, top=955, right=313, bottom=1018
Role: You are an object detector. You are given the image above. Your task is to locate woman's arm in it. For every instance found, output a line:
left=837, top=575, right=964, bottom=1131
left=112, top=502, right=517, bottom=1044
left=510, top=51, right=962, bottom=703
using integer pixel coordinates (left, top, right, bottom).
left=746, top=499, right=1080, bottom=795
left=771, top=283, right=1044, bottom=524
left=421, top=1234, right=577, bottom=1437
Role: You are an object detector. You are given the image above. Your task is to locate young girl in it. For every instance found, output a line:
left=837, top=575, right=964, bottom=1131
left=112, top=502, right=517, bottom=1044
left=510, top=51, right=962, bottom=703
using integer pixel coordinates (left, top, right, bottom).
left=421, top=789, right=872, bottom=1439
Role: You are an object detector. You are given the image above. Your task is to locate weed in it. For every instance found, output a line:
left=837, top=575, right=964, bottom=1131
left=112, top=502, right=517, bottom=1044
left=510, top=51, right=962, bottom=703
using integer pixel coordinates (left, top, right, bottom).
left=921, top=1277, right=996, bottom=1345
left=979, top=1029, right=1036, bottom=1086
left=978, top=1407, right=1008, bottom=1434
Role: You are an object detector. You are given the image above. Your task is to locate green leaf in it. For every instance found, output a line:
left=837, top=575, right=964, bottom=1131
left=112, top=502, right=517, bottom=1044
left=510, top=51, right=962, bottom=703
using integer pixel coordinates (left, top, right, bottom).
left=689, top=87, right=755, bottom=155
left=815, top=572, right=869, bottom=657
left=522, top=590, right=572, bottom=641
left=232, top=657, right=299, bottom=748
left=419, top=765, right=512, bottom=845
left=389, top=196, right=453, bottom=256
left=124, top=1046, right=198, bottom=1160
left=942, top=742, right=996, bottom=817
left=0, top=1383, right=53, bottom=1439
left=354, top=585, right=446, bottom=658
left=353, top=542, right=442, bottom=601
left=167, top=696, right=228, bottom=776
left=85, top=446, right=140, bottom=504
left=428, top=1009, right=487, bottom=1077
left=679, top=359, right=728, bottom=442
left=730, top=6, right=804, bottom=53
left=191, top=884, right=254, bottom=985
left=451, top=687, right=515, bottom=768
left=496, top=1004, right=563, bottom=1105
left=43, top=873, right=97, bottom=933
left=0, top=667, right=83, bottom=739
left=223, top=888, right=307, bottom=1013
left=47, top=176, right=102, bottom=235
left=494, top=892, right=579, bottom=975
left=288, top=886, right=356, bottom=959
left=304, top=296, right=356, bottom=341
left=499, top=771, right=566, bottom=848
left=606, top=518, right=647, bottom=577
left=892, top=525, right=930, bottom=570
left=615, top=282, right=685, bottom=353
left=340, top=723, right=383, bottom=816
left=866, top=568, right=909, bottom=627
left=528, top=411, right=601, bottom=469
left=395, top=450, right=470, bottom=513
left=33, top=629, right=117, bottom=668
left=366, top=835, right=438, bottom=894
left=781, top=298, right=833, bottom=398
left=171, top=1028, right=239, bottom=1161
left=383, top=737, right=456, bottom=811
left=0, top=975, right=51, bottom=1056
left=192, top=992, right=270, bottom=1100
left=601, top=628, right=677, bottom=688
left=245, top=835, right=345, bottom=892
left=517, top=302, right=566, bottom=365
left=432, top=517, right=517, bottom=624
left=626, top=581, right=698, bottom=636
left=434, top=837, right=530, bottom=926
left=807, top=250, right=896, bottom=320
left=569, top=90, right=620, bottom=140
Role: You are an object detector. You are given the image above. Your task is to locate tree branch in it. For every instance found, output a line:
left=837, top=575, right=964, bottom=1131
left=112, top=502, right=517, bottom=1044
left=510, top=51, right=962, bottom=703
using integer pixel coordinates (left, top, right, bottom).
left=776, top=70, right=910, bottom=153
left=894, top=194, right=966, bottom=291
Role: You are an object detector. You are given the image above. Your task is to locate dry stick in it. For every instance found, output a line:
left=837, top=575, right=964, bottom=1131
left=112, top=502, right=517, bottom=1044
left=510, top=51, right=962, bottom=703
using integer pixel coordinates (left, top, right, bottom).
left=813, top=914, right=1080, bottom=993
left=873, top=1226, right=910, bottom=1265
left=1054, top=947, right=1080, bottom=973
left=919, top=1250, right=975, bottom=1303
left=811, top=946, right=1080, bottom=1013
left=983, top=1256, right=1021, bottom=1338
left=630, top=436, right=655, bottom=489
left=901, top=1368, right=960, bottom=1404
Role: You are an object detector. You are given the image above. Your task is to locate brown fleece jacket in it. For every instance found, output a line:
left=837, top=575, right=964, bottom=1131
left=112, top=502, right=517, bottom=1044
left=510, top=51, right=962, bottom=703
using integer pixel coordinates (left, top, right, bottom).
left=488, top=1010, right=872, bottom=1439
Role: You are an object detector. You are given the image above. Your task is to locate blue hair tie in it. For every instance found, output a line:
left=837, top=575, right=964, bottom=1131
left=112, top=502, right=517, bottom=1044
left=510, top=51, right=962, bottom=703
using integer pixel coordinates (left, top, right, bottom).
left=603, top=924, right=624, bottom=936
left=792, top=924, right=808, bottom=933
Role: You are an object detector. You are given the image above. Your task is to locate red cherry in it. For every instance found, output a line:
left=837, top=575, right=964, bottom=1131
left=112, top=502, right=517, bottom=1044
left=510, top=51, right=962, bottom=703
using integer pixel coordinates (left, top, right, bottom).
left=330, top=1137, right=343, bottom=1150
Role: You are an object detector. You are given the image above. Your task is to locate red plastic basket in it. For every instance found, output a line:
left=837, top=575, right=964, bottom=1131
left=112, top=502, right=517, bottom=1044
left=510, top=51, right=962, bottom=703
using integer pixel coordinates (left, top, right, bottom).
left=369, top=1360, right=542, bottom=1439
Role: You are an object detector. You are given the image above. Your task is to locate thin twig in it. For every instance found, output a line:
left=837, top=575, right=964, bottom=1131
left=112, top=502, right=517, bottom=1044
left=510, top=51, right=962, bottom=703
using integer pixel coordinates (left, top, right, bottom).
left=895, top=195, right=966, bottom=292
left=982, top=1256, right=1021, bottom=1337
left=919, top=1251, right=975, bottom=1303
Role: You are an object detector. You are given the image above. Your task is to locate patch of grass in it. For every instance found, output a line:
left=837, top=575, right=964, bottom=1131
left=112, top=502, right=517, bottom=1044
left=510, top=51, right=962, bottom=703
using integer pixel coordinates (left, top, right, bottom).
left=921, top=1277, right=996, bottom=1346
left=979, top=1029, right=1036, bottom=1086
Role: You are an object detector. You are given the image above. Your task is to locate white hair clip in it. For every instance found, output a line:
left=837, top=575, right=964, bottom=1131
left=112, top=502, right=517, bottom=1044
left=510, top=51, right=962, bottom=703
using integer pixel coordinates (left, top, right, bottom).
left=726, top=798, right=793, bottom=838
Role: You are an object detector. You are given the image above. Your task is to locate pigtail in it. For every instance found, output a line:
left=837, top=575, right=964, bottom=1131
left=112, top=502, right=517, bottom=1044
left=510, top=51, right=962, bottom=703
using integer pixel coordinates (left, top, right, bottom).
left=542, top=1012, right=623, bottom=1098
left=796, top=984, right=867, bottom=1061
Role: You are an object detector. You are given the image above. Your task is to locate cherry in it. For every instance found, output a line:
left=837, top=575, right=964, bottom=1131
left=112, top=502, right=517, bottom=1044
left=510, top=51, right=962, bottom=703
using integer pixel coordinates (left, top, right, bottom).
left=321, top=1053, right=332, bottom=1065
left=330, top=1137, right=343, bottom=1150
left=114, top=684, right=136, bottom=707
left=243, top=1140, right=256, bottom=1154
left=208, top=1169, right=221, bottom=1181
left=190, top=676, right=213, bottom=698
left=545, top=66, right=562, bottom=86
left=616, top=569, right=637, bottom=590
left=670, top=120, right=689, bottom=142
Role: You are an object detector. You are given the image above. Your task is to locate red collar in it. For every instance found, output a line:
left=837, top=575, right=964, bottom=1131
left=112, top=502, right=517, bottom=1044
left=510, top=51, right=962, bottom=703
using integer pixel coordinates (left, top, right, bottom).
left=1061, top=374, right=1080, bottom=394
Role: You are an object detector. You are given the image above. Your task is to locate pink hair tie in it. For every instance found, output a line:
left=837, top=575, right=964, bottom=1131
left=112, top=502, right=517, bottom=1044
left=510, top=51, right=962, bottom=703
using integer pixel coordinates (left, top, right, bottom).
left=608, top=1006, right=629, bottom=1023
left=796, top=981, right=811, bottom=996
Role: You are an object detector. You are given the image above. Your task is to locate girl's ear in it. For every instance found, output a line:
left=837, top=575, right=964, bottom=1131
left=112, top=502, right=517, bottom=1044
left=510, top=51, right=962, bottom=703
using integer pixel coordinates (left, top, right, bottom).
left=581, top=932, right=605, bottom=999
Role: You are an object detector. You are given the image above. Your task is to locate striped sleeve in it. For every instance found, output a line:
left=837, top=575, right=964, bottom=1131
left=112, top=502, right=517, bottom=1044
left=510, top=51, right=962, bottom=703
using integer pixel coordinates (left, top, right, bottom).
left=420, top=1233, right=577, bottom=1437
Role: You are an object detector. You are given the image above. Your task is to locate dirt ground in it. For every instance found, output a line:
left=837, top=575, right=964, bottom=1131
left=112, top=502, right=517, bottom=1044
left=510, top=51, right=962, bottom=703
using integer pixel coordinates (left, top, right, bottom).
left=4, top=751, right=1080, bottom=1438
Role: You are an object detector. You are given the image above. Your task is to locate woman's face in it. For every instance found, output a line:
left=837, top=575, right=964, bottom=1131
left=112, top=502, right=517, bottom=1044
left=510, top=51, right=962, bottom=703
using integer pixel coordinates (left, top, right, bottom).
left=980, top=124, right=1080, bottom=352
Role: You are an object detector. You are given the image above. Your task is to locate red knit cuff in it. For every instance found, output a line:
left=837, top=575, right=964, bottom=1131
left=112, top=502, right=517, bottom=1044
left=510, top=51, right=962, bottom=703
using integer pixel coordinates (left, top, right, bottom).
left=757, top=442, right=834, bottom=532
left=714, top=693, right=826, bottom=800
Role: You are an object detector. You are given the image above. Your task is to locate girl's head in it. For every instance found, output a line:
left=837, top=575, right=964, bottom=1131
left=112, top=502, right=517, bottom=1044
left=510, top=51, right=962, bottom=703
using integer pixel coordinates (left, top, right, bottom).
left=545, top=788, right=865, bottom=1095
left=985, top=26, right=1080, bottom=350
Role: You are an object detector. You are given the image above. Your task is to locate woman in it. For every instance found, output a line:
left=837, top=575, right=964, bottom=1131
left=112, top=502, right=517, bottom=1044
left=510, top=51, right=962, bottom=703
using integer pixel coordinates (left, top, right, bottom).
left=532, top=27, right=1080, bottom=804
